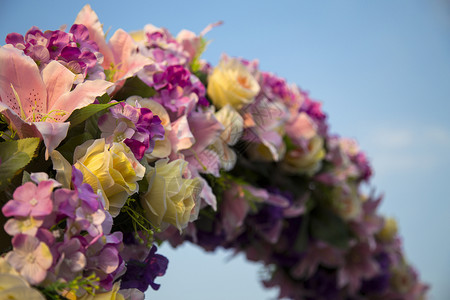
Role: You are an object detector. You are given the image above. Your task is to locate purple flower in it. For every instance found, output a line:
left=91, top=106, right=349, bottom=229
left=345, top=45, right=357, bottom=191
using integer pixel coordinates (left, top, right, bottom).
left=121, top=245, right=168, bottom=292
left=69, top=24, right=99, bottom=53
left=5, top=25, right=102, bottom=80
left=53, top=238, right=86, bottom=281
left=98, top=101, right=165, bottom=160
left=337, top=242, right=380, bottom=294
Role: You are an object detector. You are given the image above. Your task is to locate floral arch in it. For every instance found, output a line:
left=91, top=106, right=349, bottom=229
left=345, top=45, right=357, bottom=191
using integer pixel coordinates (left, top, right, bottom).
left=0, top=5, right=427, bottom=300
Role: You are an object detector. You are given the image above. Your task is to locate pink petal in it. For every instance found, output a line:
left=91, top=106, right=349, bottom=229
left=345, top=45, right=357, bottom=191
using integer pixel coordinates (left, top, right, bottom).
left=169, top=115, right=195, bottom=152
left=74, top=5, right=114, bottom=68
left=98, top=246, right=119, bottom=274
left=33, top=122, right=70, bottom=159
left=0, top=45, right=47, bottom=119
left=2, top=199, right=30, bottom=217
left=109, top=29, right=152, bottom=81
left=0, top=104, right=41, bottom=138
left=41, top=61, right=76, bottom=112
left=109, top=29, right=134, bottom=73
left=48, top=79, right=113, bottom=121
left=32, top=181, right=54, bottom=217
left=186, top=110, right=224, bottom=154
left=20, top=262, right=47, bottom=285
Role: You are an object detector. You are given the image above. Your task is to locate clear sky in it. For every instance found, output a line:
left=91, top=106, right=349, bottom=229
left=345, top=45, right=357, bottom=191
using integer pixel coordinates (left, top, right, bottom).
left=1, top=1, right=450, bottom=299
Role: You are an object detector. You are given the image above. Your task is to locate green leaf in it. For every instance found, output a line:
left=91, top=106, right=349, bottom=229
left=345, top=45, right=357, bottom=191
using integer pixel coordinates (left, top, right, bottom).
left=56, top=132, right=94, bottom=163
left=0, top=138, right=40, bottom=191
left=309, top=206, right=351, bottom=249
left=293, top=214, right=309, bottom=253
left=113, top=76, right=156, bottom=101
left=97, top=93, right=112, bottom=104
left=67, top=102, right=118, bottom=128
left=190, top=37, right=209, bottom=73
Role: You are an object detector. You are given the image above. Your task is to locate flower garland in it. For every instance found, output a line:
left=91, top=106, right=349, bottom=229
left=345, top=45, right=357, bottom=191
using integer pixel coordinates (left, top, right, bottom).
left=0, top=4, right=428, bottom=300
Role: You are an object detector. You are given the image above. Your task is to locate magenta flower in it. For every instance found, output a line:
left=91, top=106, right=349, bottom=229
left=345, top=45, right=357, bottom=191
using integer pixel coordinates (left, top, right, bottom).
left=98, top=101, right=164, bottom=160
left=6, top=24, right=102, bottom=80
left=6, top=234, right=53, bottom=285
left=2, top=181, right=53, bottom=218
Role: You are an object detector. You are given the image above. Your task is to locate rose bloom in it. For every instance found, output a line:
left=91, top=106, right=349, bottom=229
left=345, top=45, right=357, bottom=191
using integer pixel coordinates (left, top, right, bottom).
left=331, top=186, right=362, bottom=221
left=207, top=56, right=260, bottom=109
left=73, top=139, right=145, bottom=217
left=377, top=217, right=398, bottom=242
left=282, top=135, right=326, bottom=175
left=140, top=159, right=203, bottom=232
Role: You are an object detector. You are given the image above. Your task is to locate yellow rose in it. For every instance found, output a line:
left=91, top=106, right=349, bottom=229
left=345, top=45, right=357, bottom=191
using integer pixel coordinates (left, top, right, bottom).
left=207, top=57, right=260, bottom=109
left=282, top=135, right=325, bottom=175
left=73, top=139, right=145, bottom=217
left=377, top=217, right=398, bottom=242
left=0, top=274, right=45, bottom=300
left=140, top=159, right=203, bottom=231
left=331, top=186, right=362, bottom=221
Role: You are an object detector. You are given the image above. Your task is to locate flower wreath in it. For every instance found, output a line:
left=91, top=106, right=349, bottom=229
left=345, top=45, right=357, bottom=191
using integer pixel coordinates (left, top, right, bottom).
left=0, top=4, right=427, bottom=300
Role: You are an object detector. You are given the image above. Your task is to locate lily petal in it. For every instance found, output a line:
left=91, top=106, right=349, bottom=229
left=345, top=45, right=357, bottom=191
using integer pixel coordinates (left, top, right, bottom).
left=33, top=122, right=70, bottom=159
left=49, top=79, right=113, bottom=121
left=41, top=60, right=76, bottom=114
left=74, top=4, right=114, bottom=68
left=0, top=45, right=47, bottom=119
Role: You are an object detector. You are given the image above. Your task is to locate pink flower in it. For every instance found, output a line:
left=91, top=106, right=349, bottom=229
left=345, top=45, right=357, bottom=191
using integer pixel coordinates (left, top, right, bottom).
left=337, top=242, right=380, bottom=294
left=0, top=45, right=112, bottom=157
left=2, top=181, right=53, bottom=218
left=6, top=234, right=53, bottom=285
left=75, top=5, right=151, bottom=84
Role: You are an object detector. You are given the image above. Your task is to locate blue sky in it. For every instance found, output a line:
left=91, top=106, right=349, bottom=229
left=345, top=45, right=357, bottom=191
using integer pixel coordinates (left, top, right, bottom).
left=1, top=1, right=450, bottom=299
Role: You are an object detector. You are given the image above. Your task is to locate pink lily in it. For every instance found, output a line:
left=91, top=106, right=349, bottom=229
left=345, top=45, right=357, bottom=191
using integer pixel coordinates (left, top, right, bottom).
left=75, top=5, right=151, bottom=84
left=0, top=45, right=112, bottom=158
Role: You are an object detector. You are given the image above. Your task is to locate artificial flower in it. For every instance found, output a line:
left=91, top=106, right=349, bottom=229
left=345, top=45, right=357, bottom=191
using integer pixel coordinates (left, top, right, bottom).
left=140, top=158, right=203, bottom=231
left=0, top=45, right=112, bottom=157
left=207, top=56, right=260, bottom=109
left=73, top=139, right=145, bottom=216
left=0, top=273, right=45, bottom=300
left=5, top=234, right=53, bottom=285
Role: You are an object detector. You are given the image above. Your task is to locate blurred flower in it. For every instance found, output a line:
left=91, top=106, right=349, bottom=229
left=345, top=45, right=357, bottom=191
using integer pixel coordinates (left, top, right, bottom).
left=209, top=104, right=243, bottom=171
left=283, top=135, right=325, bottom=175
left=5, top=234, right=53, bottom=285
left=377, top=217, right=398, bottom=243
left=0, top=273, right=45, bottom=300
left=331, top=185, right=363, bottom=221
left=140, top=158, right=203, bottom=231
left=207, top=56, right=260, bottom=109
left=73, top=139, right=145, bottom=217
left=337, top=242, right=379, bottom=294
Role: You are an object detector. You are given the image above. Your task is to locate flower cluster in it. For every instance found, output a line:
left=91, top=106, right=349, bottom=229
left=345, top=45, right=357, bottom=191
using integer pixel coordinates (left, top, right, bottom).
left=0, top=4, right=427, bottom=300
